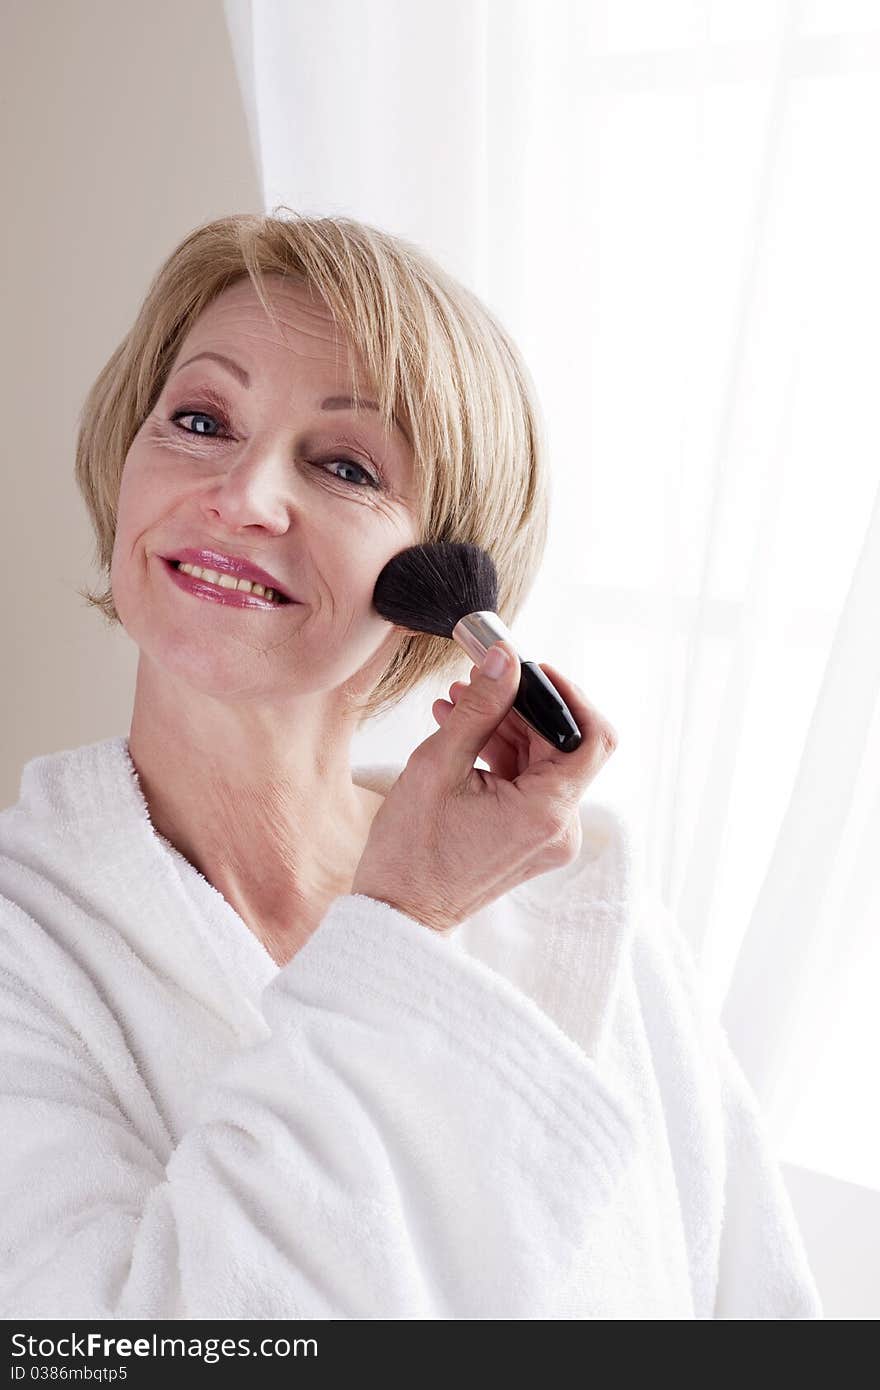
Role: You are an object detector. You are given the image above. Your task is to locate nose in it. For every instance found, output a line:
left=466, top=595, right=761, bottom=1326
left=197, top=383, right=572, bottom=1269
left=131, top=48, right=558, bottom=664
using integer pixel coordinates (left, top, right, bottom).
left=198, top=439, right=294, bottom=535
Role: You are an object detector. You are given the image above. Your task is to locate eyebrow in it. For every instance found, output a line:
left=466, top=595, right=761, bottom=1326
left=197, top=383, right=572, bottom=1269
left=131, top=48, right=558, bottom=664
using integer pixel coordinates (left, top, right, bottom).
left=172, top=350, right=411, bottom=445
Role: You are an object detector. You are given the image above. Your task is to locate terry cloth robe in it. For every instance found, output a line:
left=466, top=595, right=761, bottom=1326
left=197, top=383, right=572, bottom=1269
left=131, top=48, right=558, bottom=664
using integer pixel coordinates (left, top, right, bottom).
left=0, top=735, right=823, bottom=1320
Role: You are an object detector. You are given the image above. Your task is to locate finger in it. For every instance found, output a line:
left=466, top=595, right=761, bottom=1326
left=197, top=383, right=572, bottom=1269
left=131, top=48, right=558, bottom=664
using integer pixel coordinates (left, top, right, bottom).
left=434, top=639, right=522, bottom=783
left=450, top=678, right=535, bottom=770
left=457, top=663, right=610, bottom=764
left=436, top=695, right=523, bottom=780
left=539, top=663, right=619, bottom=758
left=518, top=661, right=619, bottom=799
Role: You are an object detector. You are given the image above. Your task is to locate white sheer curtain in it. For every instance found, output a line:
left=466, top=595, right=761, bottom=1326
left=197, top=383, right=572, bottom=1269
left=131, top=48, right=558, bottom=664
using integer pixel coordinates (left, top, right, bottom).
left=223, top=0, right=880, bottom=1195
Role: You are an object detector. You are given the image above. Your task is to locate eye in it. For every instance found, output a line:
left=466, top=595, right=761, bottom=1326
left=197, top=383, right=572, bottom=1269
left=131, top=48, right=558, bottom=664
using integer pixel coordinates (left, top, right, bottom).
left=172, top=409, right=227, bottom=439
left=318, top=456, right=379, bottom=488
left=169, top=409, right=381, bottom=488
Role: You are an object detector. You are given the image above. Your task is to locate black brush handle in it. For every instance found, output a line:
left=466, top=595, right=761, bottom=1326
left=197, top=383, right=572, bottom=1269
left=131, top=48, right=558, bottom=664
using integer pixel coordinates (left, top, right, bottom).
left=510, top=661, right=582, bottom=753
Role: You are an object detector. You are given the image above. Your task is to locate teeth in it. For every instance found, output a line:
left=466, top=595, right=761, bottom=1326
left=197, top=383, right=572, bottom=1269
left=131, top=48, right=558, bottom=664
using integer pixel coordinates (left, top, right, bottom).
left=175, top=561, right=283, bottom=603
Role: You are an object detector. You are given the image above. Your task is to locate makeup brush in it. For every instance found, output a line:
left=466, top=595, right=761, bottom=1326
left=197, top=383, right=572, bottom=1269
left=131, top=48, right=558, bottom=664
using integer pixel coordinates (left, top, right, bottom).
left=372, top=541, right=583, bottom=753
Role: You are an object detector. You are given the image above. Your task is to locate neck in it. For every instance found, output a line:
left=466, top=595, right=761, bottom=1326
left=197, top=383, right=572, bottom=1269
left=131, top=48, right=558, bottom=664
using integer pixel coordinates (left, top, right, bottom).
left=128, top=653, right=385, bottom=963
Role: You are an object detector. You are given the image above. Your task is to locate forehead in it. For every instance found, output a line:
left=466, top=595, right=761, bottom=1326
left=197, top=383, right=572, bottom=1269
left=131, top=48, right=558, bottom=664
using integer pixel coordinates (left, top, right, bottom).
left=175, top=274, right=362, bottom=378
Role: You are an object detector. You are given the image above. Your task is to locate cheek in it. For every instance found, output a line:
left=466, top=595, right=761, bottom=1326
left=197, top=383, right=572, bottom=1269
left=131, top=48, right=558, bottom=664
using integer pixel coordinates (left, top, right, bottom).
left=115, top=444, right=181, bottom=546
left=110, top=471, right=139, bottom=574
left=110, top=449, right=170, bottom=595
left=116, top=445, right=153, bottom=528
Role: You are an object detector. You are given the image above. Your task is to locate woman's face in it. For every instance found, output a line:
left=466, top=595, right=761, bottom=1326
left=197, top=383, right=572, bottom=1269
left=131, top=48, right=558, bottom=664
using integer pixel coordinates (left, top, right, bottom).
left=111, top=274, right=419, bottom=708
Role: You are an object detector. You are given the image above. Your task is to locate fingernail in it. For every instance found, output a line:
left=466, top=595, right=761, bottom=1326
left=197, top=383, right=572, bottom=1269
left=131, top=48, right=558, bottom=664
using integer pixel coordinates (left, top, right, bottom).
left=481, top=644, right=508, bottom=679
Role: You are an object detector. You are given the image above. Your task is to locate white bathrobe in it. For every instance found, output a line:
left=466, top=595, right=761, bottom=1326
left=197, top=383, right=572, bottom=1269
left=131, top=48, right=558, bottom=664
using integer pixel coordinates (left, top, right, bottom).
left=0, top=735, right=822, bottom=1320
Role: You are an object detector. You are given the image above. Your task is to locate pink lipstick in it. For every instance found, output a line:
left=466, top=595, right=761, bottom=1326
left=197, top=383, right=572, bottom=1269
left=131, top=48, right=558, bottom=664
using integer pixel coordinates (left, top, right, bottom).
left=160, top=556, right=296, bottom=611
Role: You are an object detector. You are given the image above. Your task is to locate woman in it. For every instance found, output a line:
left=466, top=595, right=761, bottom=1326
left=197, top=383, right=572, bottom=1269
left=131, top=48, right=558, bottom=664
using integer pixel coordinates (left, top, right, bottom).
left=0, top=212, right=822, bottom=1319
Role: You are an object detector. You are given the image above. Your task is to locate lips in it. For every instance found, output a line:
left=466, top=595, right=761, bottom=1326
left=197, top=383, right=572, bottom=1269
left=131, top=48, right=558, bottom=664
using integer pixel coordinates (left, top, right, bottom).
left=161, top=548, right=296, bottom=602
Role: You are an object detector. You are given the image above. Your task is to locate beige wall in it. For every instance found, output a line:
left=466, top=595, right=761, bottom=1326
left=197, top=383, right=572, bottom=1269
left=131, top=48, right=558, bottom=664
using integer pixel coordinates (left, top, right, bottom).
left=1, top=1, right=262, bottom=808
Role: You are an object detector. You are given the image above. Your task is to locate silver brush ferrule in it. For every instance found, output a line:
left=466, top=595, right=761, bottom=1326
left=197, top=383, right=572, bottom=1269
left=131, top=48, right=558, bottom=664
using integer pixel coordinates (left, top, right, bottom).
left=451, top=610, right=517, bottom=667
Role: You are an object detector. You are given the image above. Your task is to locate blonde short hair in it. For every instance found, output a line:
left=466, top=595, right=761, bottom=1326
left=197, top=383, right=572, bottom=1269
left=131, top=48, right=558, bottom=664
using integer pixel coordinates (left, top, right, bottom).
left=75, top=209, right=551, bottom=723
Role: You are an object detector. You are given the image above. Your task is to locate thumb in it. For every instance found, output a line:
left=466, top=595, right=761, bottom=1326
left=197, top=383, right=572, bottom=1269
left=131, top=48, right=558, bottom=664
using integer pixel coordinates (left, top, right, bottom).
left=440, top=639, right=521, bottom=779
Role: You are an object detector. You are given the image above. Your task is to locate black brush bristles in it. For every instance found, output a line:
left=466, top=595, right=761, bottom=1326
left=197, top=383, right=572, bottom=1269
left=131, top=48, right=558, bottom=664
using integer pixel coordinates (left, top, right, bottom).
left=373, top=542, right=499, bottom=637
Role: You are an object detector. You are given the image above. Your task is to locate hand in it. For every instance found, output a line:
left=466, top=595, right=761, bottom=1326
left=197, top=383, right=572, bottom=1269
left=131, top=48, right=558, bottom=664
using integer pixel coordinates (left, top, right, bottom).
left=350, top=639, right=619, bottom=933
